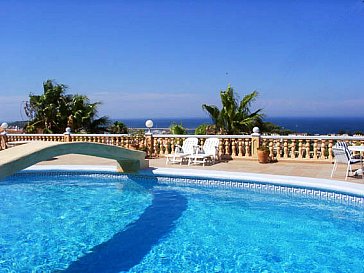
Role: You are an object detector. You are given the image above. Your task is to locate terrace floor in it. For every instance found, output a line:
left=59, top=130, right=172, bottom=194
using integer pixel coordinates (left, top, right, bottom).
left=36, top=154, right=364, bottom=184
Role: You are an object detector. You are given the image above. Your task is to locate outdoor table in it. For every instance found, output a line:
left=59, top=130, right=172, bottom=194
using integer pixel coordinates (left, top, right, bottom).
left=348, top=146, right=364, bottom=177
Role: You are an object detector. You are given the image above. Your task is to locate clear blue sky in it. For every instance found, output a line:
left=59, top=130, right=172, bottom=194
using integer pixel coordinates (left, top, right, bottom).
left=1, top=0, right=363, bottom=121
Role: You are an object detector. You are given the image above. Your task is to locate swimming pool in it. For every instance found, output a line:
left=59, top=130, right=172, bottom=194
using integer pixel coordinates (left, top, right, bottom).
left=1, top=168, right=363, bottom=272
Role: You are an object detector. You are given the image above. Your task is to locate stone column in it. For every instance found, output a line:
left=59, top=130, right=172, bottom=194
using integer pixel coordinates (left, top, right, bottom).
left=145, top=132, right=154, bottom=158
left=0, top=122, right=8, bottom=150
left=0, top=133, right=7, bottom=150
left=251, top=127, right=261, bottom=159
left=63, top=127, right=72, bottom=142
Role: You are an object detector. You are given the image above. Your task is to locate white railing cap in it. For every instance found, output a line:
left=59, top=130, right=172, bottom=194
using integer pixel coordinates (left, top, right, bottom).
left=70, top=133, right=130, bottom=137
left=7, top=133, right=64, bottom=137
left=7, top=133, right=364, bottom=141
left=262, top=135, right=364, bottom=141
left=153, top=134, right=253, bottom=139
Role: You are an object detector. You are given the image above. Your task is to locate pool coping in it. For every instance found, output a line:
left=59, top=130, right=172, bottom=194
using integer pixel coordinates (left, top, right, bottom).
left=25, top=165, right=364, bottom=197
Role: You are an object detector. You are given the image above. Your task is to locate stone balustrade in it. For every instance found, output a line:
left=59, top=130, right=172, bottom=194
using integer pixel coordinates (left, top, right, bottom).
left=7, top=133, right=65, bottom=143
left=261, top=135, right=364, bottom=161
left=2, top=131, right=364, bottom=162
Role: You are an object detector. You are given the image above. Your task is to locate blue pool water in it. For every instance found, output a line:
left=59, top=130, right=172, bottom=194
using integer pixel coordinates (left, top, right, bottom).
left=0, top=172, right=363, bottom=272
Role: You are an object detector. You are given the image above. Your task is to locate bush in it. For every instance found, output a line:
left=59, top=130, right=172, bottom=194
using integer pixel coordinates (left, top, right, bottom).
left=194, top=124, right=209, bottom=135
left=170, top=123, right=187, bottom=135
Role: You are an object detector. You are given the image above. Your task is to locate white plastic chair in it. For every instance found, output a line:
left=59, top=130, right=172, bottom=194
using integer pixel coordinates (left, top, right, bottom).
left=331, top=146, right=362, bottom=180
left=188, top=138, right=220, bottom=166
left=165, top=137, right=198, bottom=165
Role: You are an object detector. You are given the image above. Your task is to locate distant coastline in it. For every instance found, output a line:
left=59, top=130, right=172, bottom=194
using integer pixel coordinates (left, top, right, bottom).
left=7, top=116, right=364, bottom=135
left=118, top=116, right=364, bottom=135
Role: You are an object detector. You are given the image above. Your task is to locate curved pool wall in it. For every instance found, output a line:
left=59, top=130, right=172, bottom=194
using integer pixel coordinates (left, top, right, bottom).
left=21, top=165, right=364, bottom=206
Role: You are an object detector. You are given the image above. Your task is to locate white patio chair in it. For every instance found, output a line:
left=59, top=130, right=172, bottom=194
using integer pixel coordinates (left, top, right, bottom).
left=335, top=141, right=360, bottom=158
left=331, top=146, right=362, bottom=180
left=188, top=138, right=220, bottom=166
left=165, top=137, right=198, bottom=165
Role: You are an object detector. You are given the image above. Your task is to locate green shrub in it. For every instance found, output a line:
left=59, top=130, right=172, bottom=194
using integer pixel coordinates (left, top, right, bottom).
left=194, top=124, right=209, bottom=135
left=170, top=123, right=187, bottom=135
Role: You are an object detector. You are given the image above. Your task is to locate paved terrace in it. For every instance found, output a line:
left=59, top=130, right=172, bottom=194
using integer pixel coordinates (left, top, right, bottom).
left=35, top=154, right=364, bottom=184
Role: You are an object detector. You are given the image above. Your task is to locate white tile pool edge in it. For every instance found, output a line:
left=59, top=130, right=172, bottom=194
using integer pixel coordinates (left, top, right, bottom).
left=25, top=165, right=364, bottom=197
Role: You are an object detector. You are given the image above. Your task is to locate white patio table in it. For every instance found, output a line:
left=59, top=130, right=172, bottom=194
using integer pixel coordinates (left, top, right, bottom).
left=348, top=146, right=364, bottom=177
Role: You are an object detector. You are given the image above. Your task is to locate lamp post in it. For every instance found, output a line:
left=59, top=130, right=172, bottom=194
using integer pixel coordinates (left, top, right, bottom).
left=145, top=120, right=154, bottom=157
left=145, top=119, right=154, bottom=134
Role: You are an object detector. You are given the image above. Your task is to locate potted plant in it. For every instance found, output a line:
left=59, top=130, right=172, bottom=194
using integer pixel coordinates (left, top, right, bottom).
left=257, top=145, right=270, bottom=163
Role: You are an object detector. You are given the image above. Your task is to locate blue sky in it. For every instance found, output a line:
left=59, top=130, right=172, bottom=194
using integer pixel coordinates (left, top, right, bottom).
left=0, top=0, right=363, bottom=121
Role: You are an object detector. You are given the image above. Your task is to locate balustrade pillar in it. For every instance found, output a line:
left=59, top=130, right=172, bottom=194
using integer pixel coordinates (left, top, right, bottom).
left=63, top=127, right=72, bottom=142
left=0, top=134, right=8, bottom=150
left=251, top=127, right=261, bottom=159
left=145, top=133, right=154, bottom=158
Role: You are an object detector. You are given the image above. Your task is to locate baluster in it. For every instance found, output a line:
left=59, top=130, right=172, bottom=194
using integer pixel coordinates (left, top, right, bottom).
left=298, top=140, right=303, bottom=159
left=328, top=140, right=334, bottom=160
left=224, top=139, right=230, bottom=158
left=219, top=139, right=224, bottom=158
left=164, top=137, right=170, bottom=154
left=246, top=139, right=251, bottom=157
left=320, top=140, right=327, bottom=160
left=238, top=139, right=243, bottom=157
left=305, top=140, right=310, bottom=159
left=231, top=139, right=237, bottom=157
left=313, top=140, right=318, bottom=159
left=269, top=140, right=274, bottom=159
left=166, top=138, right=172, bottom=154
left=290, top=140, right=296, bottom=158
left=171, top=137, right=176, bottom=153
left=159, top=138, right=165, bottom=154
left=154, top=137, right=160, bottom=156
left=277, top=139, right=285, bottom=159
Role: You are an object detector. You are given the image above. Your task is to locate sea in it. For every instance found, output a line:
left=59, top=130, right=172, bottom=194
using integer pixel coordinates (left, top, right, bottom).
left=119, top=117, right=364, bottom=135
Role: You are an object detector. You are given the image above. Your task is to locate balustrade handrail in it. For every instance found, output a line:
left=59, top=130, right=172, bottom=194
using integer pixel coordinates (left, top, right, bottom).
left=153, top=134, right=252, bottom=139
left=4, top=132, right=364, bottom=162
left=7, top=133, right=64, bottom=137
left=7, top=133, right=130, bottom=137
left=261, top=135, right=364, bottom=141
left=7, top=133, right=364, bottom=141
left=69, top=133, right=130, bottom=137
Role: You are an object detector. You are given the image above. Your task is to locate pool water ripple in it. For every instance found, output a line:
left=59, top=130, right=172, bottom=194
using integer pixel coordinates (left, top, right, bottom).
left=0, top=173, right=364, bottom=272
left=0, top=175, right=152, bottom=272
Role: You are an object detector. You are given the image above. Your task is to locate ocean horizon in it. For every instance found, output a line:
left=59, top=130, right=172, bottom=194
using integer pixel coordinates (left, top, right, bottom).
left=117, top=116, right=364, bottom=135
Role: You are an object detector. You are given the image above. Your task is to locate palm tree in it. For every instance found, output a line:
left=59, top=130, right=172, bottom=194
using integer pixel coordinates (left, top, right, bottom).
left=25, top=80, right=109, bottom=133
left=109, top=121, right=128, bottom=134
left=67, top=94, right=109, bottom=133
left=202, top=85, right=263, bottom=134
left=25, top=80, right=69, bottom=133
